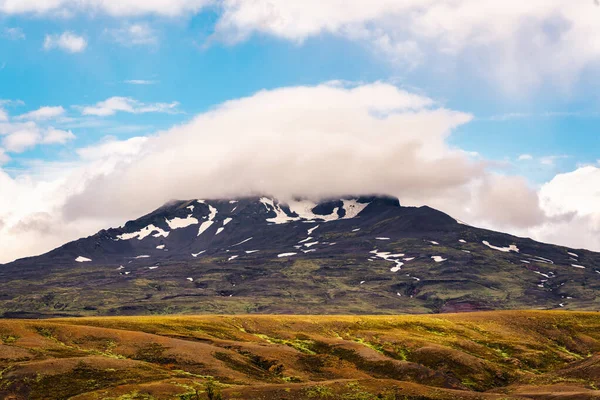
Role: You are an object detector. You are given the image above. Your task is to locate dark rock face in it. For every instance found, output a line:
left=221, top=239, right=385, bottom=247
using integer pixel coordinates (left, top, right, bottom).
left=1, top=195, right=599, bottom=317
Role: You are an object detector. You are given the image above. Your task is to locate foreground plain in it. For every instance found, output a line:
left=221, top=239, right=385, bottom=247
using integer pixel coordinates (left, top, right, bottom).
left=2, top=311, right=600, bottom=399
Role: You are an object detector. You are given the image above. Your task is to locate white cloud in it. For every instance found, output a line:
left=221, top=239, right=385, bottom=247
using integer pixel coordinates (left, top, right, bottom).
left=0, top=81, right=596, bottom=264
left=213, top=0, right=600, bottom=95
left=16, top=106, right=65, bottom=121
left=2, top=128, right=40, bottom=152
left=539, top=155, right=568, bottom=166
left=3, top=2, right=600, bottom=95
left=0, top=108, right=7, bottom=122
left=79, top=96, right=179, bottom=116
left=42, top=127, right=75, bottom=145
left=44, top=32, right=87, bottom=53
left=0, top=121, right=75, bottom=152
left=2, top=27, right=25, bottom=40
left=518, top=154, right=533, bottom=161
left=106, top=23, right=158, bottom=46
left=532, top=166, right=600, bottom=250
left=0, top=148, right=9, bottom=165
left=0, top=82, right=480, bottom=262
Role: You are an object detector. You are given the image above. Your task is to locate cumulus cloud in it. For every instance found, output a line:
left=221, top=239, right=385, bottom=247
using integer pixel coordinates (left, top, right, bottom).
left=2, top=129, right=39, bottom=152
left=42, top=127, right=75, bottom=145
left=79, top=96, right=179, bottom=116
left=16, top=106, right=65, bottom=121
left=0, top=121, right=75, bottom=152
left=529, top=166, right=600, bottom=250
left=0, top=82, right=481, bottom=262
left=213, top=0, right=600, bottom=95
left=44, top=32, right=87, bottom=53
left=0, top=81, right=597, bottom=264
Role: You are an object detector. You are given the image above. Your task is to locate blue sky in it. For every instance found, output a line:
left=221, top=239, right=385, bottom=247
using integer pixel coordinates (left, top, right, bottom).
left=1, top=1, right=600, bottom=262
left=2, top=6, right=598, bottom=181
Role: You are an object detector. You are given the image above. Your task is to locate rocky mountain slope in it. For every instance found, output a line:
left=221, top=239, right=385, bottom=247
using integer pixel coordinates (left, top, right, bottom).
left=1, top=195, right=599, bottom=317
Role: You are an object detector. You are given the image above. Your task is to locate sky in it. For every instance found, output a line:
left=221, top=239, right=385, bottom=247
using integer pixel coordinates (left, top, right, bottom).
left=0, top=0, right=599, bottom=263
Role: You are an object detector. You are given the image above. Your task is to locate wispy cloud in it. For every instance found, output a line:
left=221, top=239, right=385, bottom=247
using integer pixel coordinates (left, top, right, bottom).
left=44, top=32, right=87, bottom=53
left=124, top=80, right=158, bottom=85
left=540, top=155, right=569, bottom=166
left=106, top=23, right=158, bottom=46
left=77, top=96, right=179, bottom=117
left=487, top=111, right=597, bottom=122
left=16, top=106, right=65, bottom=121
left=2, top=27, right=25, bottom=40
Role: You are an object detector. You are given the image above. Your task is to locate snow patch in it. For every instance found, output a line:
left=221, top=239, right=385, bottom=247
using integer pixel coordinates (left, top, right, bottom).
left=223, top=217, right=233, bottom=226
left=482, top=241, right=519, bottom=253
left=135, top=255, right=150, bottom=259
left=370, top=249, right=405, bottom=272
left=431, top=256, right=447, bottom=263
left=156, top=245, right=165, bottom=250
left=352, top=228, right=361, bottom=232
left=277, top=252, right=297, bottom=258
left=191, top=250, right=206, bottom=257
left=459, top=239, right=467, bottom=243
left=166, top=214, right=199, bottom=229
left=429, top=241, right=439, bottom=245
left=288, top=200, right=339, bottom=222
left=341, top=199, right=369, bottom=219
left=216, top=227, right=225, bottom=235
left=232, top=237, right=253, bottom=247
left=118, top=224, right=169, bottom=240
left=75, top=256, right=91, bottom=263
left=568, top=252, right=579, bottom=258
left=376, top=237, right=390, bottom=240
left=197, top=203, right=218, bottom=236
left=228, top=255, right=239, bottom=261
left=245, top=250, right=260, bottom=254
left=572, top=264, right=586, bottom=269
left=307, top=225, right=320, bottom=236
left=187, top=277, right=194, bottom=282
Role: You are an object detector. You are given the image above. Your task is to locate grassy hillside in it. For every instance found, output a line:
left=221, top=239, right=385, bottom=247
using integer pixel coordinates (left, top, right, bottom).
left=2, top=311, right=600, bottom=399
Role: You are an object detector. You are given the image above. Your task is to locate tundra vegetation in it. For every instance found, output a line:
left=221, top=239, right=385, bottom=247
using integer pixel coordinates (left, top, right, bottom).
left=2, top=311, right=600, bottom=399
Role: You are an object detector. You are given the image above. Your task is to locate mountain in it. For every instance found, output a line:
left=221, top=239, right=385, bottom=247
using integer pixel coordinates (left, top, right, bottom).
left=1, top=195, right=599, bottom=317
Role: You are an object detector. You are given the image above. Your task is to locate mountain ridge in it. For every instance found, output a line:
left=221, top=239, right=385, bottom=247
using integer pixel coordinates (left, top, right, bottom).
left=1, top=194, right=599, bottom=317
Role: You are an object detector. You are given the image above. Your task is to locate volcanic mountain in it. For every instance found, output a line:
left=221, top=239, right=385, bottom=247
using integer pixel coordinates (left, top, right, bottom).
left=1, top=195, right=599, bottom=317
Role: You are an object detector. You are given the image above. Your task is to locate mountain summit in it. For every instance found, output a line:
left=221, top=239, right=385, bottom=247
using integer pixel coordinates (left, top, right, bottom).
left=1, top=195, right=599, bottom=317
